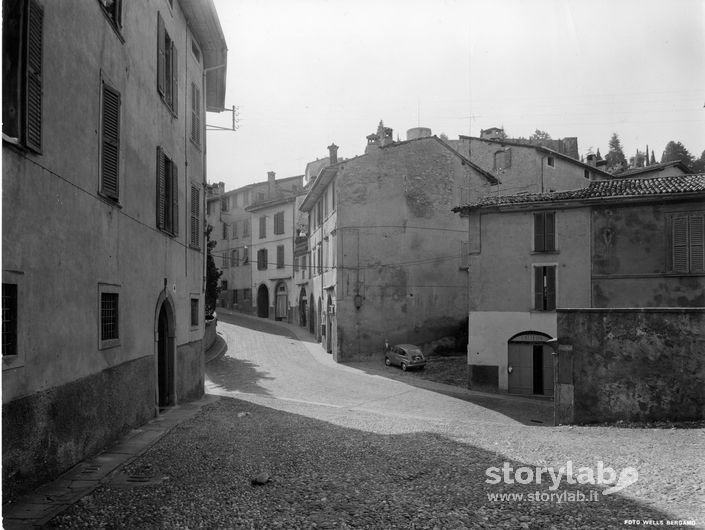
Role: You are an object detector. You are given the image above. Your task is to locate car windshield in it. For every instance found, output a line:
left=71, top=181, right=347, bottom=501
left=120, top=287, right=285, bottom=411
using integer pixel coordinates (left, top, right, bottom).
left=399, top=346, right=422, bottom=356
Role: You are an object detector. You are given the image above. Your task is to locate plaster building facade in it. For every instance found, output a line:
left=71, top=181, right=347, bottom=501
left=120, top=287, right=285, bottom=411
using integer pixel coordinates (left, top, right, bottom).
left=205, top=173, right=303, bottom=313
left=453, top=176, right=705, bottom=405
left=2, top=0, right=226, bottom=496
left=247, top=192, right=306, bottom=322
left=299, top=123, right=503, bottom=361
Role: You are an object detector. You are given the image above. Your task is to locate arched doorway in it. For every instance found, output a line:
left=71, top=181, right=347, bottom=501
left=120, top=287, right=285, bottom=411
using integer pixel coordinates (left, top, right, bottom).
left=308, top=294, right=315, bottom=334
left=257, top=284, right=269, bottom=318
left=155, top=295, right=176, bottom=409
left=299, top=287, right=307, bottom=328
left=275, top=282, right=288, bottom=321
left=507, top=331, right=554, bottom=397
left=325, top=294, right=333, bottom=353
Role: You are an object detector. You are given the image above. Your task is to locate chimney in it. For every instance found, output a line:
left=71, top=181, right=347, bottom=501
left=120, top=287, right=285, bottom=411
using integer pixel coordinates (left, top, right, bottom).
left=267, top=171, right=275, bottom=198
left=328, top=143, right=339, bottom=164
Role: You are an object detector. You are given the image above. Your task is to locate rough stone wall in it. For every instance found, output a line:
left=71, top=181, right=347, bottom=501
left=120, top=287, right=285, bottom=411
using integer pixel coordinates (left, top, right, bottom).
left=2, top=356, right=155, bottom=499
left=557, top=309, right=705, bottom=423
left=176, top=340, right=205, bottom=403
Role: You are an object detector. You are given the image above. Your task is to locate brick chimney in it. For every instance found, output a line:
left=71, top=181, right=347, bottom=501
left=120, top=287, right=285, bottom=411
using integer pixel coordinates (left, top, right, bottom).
left=328, top=143, right=339, bottom=164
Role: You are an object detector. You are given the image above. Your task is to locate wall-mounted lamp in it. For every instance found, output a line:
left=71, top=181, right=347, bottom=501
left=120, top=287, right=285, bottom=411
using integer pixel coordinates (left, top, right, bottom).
left=354, top=294, right=362, bottom=310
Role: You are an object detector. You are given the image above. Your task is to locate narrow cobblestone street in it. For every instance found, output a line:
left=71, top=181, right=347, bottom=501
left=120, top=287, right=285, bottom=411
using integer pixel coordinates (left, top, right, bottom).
left=45, top=313, right=704, bottom=529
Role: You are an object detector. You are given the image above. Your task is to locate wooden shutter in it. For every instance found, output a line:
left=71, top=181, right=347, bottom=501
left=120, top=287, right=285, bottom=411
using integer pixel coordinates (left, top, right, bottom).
left=171, top=162, right=179, bottom=235
left=101, top=83, right=120, bottom=200
left=534, top=213, right=545, bottom=251
left=534, top=267, right=544, bottom=310
left=260, top=216, right=266, bottom=238
left=545, top=212, right=555, bottom=251
left=25, top=0, right=43, bottom=152
left=171, top=43, right=178, bottom=113
left=156, top=147, right=166, bottom=229
left=191, top=82, right=200, bottom=144
left=157, top=13, right=165, bottom=96
left=277, top=245, right=284, bottom=268
left=690, top=215, right=704, bottom=273
left=546, top=266, right=556, bottom=310
left=673, top=216, right=689, bottom=273
left=190, top=185, right=200, bottom=247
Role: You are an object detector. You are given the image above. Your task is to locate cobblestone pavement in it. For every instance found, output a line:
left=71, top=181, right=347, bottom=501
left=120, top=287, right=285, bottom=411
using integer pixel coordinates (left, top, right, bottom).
left=45, top=312, right=704, bottom=529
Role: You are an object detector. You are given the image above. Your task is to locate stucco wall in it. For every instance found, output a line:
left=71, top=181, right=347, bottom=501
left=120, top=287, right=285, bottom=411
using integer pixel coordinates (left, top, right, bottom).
left=2, top=355, right=155, bottom=499
left=556, top=309, right=705, bottom=423
left=334, top=139, right=486, bottom=360
left=591, top=200, right=705, bottom=307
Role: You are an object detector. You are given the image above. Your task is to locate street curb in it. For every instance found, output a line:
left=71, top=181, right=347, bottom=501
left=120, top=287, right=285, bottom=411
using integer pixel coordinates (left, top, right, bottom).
left=2, top=394, right=220, bottom=529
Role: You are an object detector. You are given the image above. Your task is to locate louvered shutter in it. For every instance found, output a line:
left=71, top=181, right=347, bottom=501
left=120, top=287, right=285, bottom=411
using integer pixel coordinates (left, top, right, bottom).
left=277, top=245, right=284, bottom=268
left=190, top=185, right=200, bottom=247
left=171, top=44, right=178, bottom=113
left=157, top=14, right=165, bottom=96
left=171, top=162, right=179, bottom=235
left=545, top=212, right=555, bottom=251
left=534, top=267, right=544, bottom=310
left=672, top=217, right=688, bottom=273
left=156, top=147, right=166, bottom=229
left=546, top=266, right=556, bottom=310
left=689, top=215, right=704, bottom=273
left=25, top=0, right=43, bottom=152
left=101, top=83, right=120, bottom=200
left=534, top=213, right=545, bottom=251
left=191, top=83, right=200, bottom=144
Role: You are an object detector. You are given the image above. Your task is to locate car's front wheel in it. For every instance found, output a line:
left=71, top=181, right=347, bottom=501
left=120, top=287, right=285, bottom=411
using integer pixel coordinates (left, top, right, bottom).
left=401, top=362, right=408, bottom=371
left=384, top=357, right=391, bottom=366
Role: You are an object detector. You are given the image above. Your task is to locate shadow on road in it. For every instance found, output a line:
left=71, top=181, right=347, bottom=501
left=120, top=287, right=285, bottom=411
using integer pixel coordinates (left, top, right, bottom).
left=205, top=355, right=274, bottom=396
left=46, top=397, right=694, bottom=528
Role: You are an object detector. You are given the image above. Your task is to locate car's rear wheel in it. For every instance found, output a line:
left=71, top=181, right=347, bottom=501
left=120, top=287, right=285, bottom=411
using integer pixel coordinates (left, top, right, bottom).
left=401, top=362, right=408, bottom=371
left=384, top=357, right=391, bottom=366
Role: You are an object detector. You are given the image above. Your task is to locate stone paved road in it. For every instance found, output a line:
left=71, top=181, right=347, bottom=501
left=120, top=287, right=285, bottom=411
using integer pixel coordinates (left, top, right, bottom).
left=47, top=312, right=704, bottom=529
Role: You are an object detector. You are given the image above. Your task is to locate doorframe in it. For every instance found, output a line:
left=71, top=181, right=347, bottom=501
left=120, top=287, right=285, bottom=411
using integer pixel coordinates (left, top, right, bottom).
left=507, top=330, right=554, bottom=397
left=154, top=290, right=176, bottom=410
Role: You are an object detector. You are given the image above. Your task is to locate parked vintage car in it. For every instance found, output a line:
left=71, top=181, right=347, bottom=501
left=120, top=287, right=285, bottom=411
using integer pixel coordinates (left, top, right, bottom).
left=384, top=344, right=426, bottom=371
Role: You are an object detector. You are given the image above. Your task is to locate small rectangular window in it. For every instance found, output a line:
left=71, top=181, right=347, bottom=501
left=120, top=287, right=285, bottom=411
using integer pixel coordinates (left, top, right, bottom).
left=231, top=249, right=239, bottom=268
left=534, top=212, right=556, bottom=252
left=242, top=247, right=249, bottom=264
left=222, top=252, right=229, bottom=268
left=259, top=216, right=266, bottom=239
left=221, top=197, right=229, bottom=212
left=101, top=292, right=119, bottom=341
left=190, top=298, right=199, bottom=327
left=547, top=156, right=555, bottom=167
left=2, top=284, right=18, bottom=356
left=277, top=245, right=285, bottom=268
left=534, top=266, right=556, bottom=311
left=243, top=219, right=250, bottom=237
left=222, top=223, right=229, bottom=240
left=232, top=220, right=239, bottom=239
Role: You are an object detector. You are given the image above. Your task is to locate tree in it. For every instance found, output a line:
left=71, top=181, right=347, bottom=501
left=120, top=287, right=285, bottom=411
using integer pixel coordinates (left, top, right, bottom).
left=529, top=129, right=552, bottom=143
left=692, top=150, right=705, bottom=172
left=596, top=148, right=603, bottom=161
left=605, top=133, right=627, bottom=173
left=205, top=224, right=222, bottom=317
left=661, top=141, right=693, bottom=167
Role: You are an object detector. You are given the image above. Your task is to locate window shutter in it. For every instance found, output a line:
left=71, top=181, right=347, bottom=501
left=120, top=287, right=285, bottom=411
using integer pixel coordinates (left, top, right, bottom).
left=546, top=266, right=556, bottom=310
left=277, top=245, right=284, bottom=268
left=534, top=267, right=543, bottom=310
left=673, top=217, right=689, bottom=273
left=689, top=215, right=704, bottom=273
left=101, top=83, right=120, bottom=200
left=191, top=83, right=200, bottom=144
left=190, top=185, right=199, bottom=247
left=171, top=162, right=179, bottom=235
left=260, top=216, right=266, bottom=238
left=534, top=213, right=545, bottom=251
left=157, top=14, right=165, bottom=96
left=156, top=147, right=165, bottom=229
left=25, top=0, right=43, bottom=152
left=545, top=212, right=555, bottom=251
left=171, top=44, right=178, bottom=113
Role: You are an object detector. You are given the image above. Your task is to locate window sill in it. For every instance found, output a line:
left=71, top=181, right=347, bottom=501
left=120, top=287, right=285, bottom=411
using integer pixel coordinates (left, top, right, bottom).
left=531, top=250, right=559, bottom=255
left=97, top=192, right=123, bottom=208
left=99, top=339, right=121, bottom=350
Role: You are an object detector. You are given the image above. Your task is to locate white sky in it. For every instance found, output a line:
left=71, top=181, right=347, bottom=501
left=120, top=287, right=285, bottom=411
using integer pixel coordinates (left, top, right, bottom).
left=206, top=0, right=705, bottom=190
